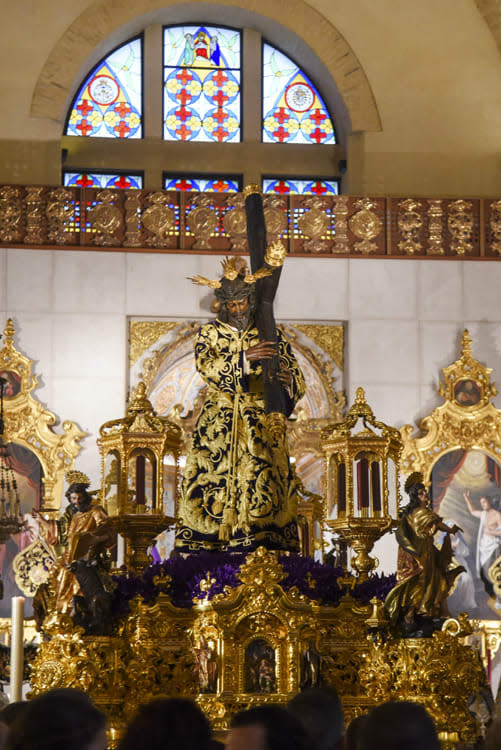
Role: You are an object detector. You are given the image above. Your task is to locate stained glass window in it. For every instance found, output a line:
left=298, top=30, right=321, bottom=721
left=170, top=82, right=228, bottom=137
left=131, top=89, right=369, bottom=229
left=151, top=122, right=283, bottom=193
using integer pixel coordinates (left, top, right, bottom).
left=262, top=43, right=335, bottom=145
left=65, top=38, right=142, bottom=139
left=263, top=178, right=339, bottom=195
left=163, top=25, right=241, bottom=143
left=164, top=174, right=241, bottom=192
left=63, top=172, right=143, bottom=189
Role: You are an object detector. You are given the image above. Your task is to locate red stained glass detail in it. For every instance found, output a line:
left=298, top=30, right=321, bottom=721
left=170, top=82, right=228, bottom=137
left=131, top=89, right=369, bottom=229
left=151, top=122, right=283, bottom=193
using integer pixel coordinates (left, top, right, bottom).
left=177, top=89, right=191, bottom=106
left=272, top=126, right=290, bottom=143
left=77, top=100, right=94, bottom=117
left=310, top=182, right=327, bottom=194
left=213, top=126, right=229, bottom=142
left=114, top=102, right=131, bottom=117
left=175, top=179, right=194, bottom=190
left=212, top=90, right=229, bottom=107
left=273, top=181, right=291, bottom=194
left=211, top=71, right=228, bottom=87
left=113, top=175, right=132, bottom=189
left=76, top=120, right=93, bottom=136
left=177, top=123, right=192, bottom=140
left=309, top=109, right=326, bottom=125
left=212, top=109, right=228, bottom=124
left=310, top=128, right=327, bottom=143
left=274, top=108, right=290, bottom=124
left=115, top=121, right=131, bottom=137
left=175, top=105, right=191, bottom=122
left=75, top=174, right=95, bottom=187
left=176, top=69, right=193, bottom=85
left=212, top=180, right=229, bottom=192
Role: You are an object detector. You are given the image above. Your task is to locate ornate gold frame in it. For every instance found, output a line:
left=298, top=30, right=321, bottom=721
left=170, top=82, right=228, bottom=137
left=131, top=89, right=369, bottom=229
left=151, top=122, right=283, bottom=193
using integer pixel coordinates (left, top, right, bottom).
left=0, top=318, right=86, bottom=509
left=400, top=329, right=501, bottom=672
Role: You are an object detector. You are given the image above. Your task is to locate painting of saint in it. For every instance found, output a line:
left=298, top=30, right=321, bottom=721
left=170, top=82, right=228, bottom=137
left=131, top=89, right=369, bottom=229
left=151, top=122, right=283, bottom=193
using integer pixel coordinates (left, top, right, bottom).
left=454, top=379, right=481, bottom=407
left=0, top=443, right=44, bottom=617
left=0, top=371, right=21, bottom=399
left=431, top=449, right=501, bottom=619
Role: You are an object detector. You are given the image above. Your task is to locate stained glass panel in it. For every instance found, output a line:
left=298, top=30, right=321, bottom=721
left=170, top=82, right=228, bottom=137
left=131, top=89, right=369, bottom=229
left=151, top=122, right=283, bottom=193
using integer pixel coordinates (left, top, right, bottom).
left=262, top=43, right=335, bottom=145
left=263, top=178, right=339, bottom=195
left=65, top=38, right=142, bottom=139
left=164, top=174, right=240, bottom=192
left=163, top=26, right=241, bottom=143
left=63, top=172, right=143, bottom=189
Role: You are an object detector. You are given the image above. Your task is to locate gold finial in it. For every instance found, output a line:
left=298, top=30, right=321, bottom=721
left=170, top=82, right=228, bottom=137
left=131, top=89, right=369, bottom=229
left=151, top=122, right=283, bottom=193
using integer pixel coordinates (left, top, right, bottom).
left=348, top=387, right=374, bottom=419
left=264, top=240, right=286, bottom=268
left=243, top=184, right=261, bottom=198
left=127, top=381, right=154, bottom=415
left=221, top=256, right=248, bottom=280
left=65, top=470, right=90, bottom=487
left=461, top=329, right=472, bottom=356
left=3, top=319, right=15, bottom=346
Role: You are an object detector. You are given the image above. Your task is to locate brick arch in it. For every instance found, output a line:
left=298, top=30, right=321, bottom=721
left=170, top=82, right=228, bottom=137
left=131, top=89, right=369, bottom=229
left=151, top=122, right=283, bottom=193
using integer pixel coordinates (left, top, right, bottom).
left=31, top=0, right=381, bottom=133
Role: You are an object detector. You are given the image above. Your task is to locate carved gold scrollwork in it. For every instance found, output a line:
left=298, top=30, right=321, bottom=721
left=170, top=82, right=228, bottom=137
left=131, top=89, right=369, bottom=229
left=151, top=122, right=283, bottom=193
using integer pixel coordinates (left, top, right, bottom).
left=223, top=193, right=248, bottom=251
left=348, top=198, right=383, bottom=254
left=24, top=186, right=46, bottom=244
left=142, top=192, right=176, bottom=248
left=397, top=198, right=423, bottom=255
left=488, top=199, right=501, bottom=255
left=448, top=199, right=474, bottom=256
left=124, top=190, right=143, bottom=248
left=46, top=187, right=75, bottom=245
left=332, top=196, right=350, bottom=254
left=188, top=195, right=218, bottom=249
left=298, top=197, right=331, bottom=254
left=427, top=199, right=445, bottom=255
left=263, top=195, right=288, bottom=240
left=0, top=186, right=23, bottom=243
left=89, top=189, right=123, bottom=246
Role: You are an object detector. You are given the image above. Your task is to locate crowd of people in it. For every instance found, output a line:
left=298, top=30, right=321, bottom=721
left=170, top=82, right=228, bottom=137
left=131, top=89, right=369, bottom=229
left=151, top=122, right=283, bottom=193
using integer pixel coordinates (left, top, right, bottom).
left=0, top=687, right=498, bottom=750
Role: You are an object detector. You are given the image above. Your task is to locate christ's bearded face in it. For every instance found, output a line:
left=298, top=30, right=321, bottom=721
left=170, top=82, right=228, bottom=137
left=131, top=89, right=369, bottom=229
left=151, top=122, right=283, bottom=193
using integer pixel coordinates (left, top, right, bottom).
left=226, top=297, right=252, bottom=330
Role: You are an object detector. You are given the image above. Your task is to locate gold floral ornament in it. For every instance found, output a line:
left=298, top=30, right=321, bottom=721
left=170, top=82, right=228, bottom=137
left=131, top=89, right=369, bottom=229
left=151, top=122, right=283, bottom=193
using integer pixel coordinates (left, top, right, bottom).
left=65, top=470, right=90, bottom=487
left=188, top=256, right=273, bottom=289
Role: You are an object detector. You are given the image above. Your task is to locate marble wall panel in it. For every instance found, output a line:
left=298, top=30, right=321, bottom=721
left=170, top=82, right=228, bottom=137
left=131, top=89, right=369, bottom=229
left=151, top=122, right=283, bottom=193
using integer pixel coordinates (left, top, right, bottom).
left=126, top=253, right=201, bottom=316
left=349, top=320, right=419, bottom=386
left=419, top=321, right=463, bottom=388
left=6, top=249, right=53, bottom=312
left=53, top=251, right=126, bottom=313
left=52, top=314, right=125, bottom=379
left=464, top=261, right=501, bottom=321
left=417, top=261, right=463, bottom=321
left=348, top=259, right=417, bottom=320
left=275, top=258, right=348, bottom=320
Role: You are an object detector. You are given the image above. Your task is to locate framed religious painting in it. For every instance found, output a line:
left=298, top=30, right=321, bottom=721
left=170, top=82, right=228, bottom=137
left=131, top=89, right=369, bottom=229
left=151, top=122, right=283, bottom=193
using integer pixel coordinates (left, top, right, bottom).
left=0, top=319, right=85, bottom=618
left=401, top=330, right=501, bottom=694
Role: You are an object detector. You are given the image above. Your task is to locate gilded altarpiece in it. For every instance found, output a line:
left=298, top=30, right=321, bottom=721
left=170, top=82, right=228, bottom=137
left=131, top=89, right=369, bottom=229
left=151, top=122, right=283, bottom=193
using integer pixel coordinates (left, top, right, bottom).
left=401, top=330, right=501, bottom=698
left=128, top=319, right=345, bottom=557
left=0, top=320, right=85, bottom=618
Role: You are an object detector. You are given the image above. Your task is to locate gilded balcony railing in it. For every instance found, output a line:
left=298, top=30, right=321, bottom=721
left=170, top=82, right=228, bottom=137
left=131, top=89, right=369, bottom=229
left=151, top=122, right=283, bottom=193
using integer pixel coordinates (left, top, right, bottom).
left=1, top=185, right=500, bottom=257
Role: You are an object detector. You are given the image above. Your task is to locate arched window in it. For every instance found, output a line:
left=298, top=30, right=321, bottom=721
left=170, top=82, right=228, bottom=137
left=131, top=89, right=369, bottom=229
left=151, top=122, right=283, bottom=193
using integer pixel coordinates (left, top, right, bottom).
left=62, top=22, right=345, bottom=194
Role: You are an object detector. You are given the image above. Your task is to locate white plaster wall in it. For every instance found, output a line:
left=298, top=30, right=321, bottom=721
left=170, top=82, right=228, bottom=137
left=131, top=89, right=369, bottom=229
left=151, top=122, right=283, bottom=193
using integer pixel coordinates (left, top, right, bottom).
left=3, top=250, right=501, bottom=573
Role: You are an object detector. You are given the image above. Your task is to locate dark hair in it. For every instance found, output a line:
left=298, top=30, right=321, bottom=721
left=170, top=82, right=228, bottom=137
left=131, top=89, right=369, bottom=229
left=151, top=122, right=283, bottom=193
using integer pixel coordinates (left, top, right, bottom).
left=0, top=701, right=29, bottom=727
left=358, top=701, right=440, bottom=750
left=345, top=715, right=368, bottom=750
left=288, top=687, right=344, bottom=750
left=5, top=688, right=106, bottom=750
left=230, top=705, right=307, bottom=750
left=118, top=698, right=212, bottom=750
left=401, top=482, right=427, bottom=517
left=66, top=483, right=93, bottom=506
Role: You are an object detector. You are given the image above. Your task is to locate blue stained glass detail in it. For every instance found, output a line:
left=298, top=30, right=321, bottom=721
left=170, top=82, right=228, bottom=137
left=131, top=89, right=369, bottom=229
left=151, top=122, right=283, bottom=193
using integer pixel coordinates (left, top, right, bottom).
left=164, top=175, right=240, bottom=192
left=64, top=172, right=143, bottom=189
left=263, top=178, right=339, bottom=195
left=66, top=39, right=142, bottom=139
left=262, top=43, right=335, bottom=145
left=163, top=26, right=241, bottom=143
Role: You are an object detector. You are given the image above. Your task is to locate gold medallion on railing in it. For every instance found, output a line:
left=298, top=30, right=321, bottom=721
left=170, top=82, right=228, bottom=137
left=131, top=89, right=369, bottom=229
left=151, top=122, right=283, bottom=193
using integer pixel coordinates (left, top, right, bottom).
left=142, top=193, right=175, bottom=248
left=397, top=198, right=423, bottom=255
left=348, top=198, right=383, bottom=254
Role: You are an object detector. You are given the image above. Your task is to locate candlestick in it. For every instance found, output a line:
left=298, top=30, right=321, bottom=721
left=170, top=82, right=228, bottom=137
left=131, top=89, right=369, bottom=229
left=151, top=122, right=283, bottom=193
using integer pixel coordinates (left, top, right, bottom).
left=10, top=596, right=24, bottom=702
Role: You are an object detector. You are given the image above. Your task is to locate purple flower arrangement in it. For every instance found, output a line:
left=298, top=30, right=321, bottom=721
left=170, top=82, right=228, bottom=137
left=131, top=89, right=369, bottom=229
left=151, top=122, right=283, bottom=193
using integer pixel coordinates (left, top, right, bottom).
left=111, top=551, right=396, bottom=618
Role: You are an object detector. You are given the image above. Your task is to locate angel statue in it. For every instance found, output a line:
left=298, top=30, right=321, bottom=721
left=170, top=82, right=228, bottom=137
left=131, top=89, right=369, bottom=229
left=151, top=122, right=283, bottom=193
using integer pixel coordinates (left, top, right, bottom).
left=385, top=472, right=465, bottom=636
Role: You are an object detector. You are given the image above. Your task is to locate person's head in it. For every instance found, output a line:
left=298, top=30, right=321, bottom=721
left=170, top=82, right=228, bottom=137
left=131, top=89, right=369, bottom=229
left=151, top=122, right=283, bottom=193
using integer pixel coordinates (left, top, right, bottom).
left=5, top=688, right=106, bottom=750
left=228, top=706, right=307, bottom=750
left=288, top=687, right=344, bottom=750
left=406, top=482, right=430, bottom=512
left=480, top=496, right=493, bottom=511
left=118, top=698, right=212, bottom=750
left=0, top=701, right=29, bottom=727
left=357, top=701, right=440, bottom=750
left=66, top=483, right=92, bottom=512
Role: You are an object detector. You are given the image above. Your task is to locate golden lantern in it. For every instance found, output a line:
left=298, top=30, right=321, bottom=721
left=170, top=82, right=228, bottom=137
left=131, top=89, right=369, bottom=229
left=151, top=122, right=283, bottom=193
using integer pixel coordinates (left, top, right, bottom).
left=322, top=387, right=402, bottom=580
left=98, top=382, right=182, bottom=571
